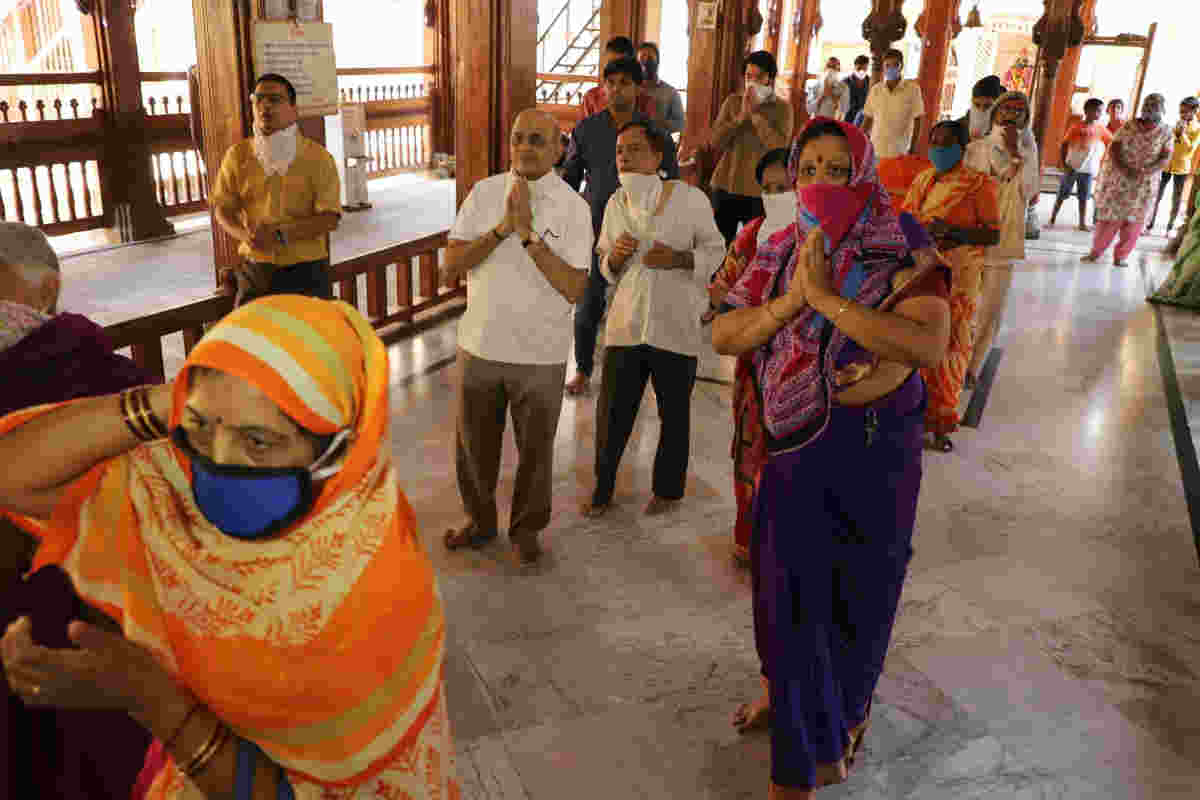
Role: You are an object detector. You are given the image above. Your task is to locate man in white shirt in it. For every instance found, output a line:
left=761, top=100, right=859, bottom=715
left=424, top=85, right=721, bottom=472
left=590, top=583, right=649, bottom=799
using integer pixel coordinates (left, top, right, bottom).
left=442, top=109, right=592, bottom=566
left=580, top=121, right=725, bottom=518
left=807, top=57, right=847, bottom=120
left=861, top=49, right=925, bottom=159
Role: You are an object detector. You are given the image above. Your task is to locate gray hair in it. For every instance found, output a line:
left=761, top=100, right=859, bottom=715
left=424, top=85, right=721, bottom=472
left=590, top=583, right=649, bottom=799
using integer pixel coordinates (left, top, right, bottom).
left=986, top=90, right=1032, bottom=134
left=0, top=222, right=59, bottom=286
left=1142, top=93, right=1165, bottom=111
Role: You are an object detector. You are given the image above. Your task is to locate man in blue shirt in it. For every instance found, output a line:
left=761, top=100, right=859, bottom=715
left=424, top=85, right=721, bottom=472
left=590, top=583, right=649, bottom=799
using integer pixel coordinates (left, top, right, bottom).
left=561, top=56, right=679, bottom=396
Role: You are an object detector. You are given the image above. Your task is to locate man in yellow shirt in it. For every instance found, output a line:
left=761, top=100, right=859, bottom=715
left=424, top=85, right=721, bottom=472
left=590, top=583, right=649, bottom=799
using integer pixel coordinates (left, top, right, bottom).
left=211, top=73, right=342, bottom=303
left=1150, top=96, right=1200, bottom=232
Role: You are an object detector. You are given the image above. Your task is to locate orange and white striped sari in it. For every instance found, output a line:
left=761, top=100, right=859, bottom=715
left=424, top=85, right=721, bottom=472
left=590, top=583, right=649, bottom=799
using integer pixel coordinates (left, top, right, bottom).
left=1, top=296, right=458, bottom=799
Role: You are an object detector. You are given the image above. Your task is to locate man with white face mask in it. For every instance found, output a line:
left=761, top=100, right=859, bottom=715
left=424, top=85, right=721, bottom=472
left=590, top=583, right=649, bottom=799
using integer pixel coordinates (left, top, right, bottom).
left=211, top=74, right=342, bottom=304
left=807, top=57, right=847, bottom=120
left=958, top=75, right=1004, bottom=141
left=843, top=55, right=871, bottom=125
left=581, top=121, right=725, bottom=519
left=862, top=48, right=925, bottom=159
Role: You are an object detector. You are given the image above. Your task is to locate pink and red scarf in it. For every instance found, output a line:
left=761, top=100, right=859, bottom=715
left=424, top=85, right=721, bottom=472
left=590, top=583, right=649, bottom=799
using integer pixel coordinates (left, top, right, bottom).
left=723, top=117, right=912, bottom=450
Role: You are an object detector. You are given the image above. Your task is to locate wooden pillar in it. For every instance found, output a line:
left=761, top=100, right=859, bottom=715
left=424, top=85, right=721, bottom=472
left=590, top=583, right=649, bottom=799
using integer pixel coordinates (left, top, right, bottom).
left=1031, top=0, right=1084, bottom=160
left=600, top=0, right=647, bottom=51
left=914, top=0, right=960, bottom=152
left=862, top=0, right=907, bottom=86
left=682, top=0, right=756, bottom=191
left=95, top=0, right=175, bottom=243
left=430, top=0, right=455, bottom=156
left=191, top=0, right=254, bottom=282
left=1040, top=0, right=1094, bottom=167
left=454, top=0, right=537, bottom=206
left=786, top=0, right=821, bottom=133
left=763, top=0, right=783, bottom=57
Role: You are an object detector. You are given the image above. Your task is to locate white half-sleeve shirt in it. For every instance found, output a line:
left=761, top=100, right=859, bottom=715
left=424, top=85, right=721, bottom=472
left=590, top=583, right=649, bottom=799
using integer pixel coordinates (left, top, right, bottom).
left=448, top=171, right=593, bottom=365
left=864, top=80, right=925, bottom=159
left=596, top=180, right=726, bottom=357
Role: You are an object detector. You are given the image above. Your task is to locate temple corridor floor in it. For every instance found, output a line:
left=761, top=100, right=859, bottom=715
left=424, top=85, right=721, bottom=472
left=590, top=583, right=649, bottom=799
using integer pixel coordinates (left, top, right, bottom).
left=60, top=197, right=1200, bottom=797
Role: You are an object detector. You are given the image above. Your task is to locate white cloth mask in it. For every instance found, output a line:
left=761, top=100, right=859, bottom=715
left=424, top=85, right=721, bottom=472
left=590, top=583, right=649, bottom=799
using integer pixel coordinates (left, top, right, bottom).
left=758, top=191, right=796, bottom=249
left=618, top=172, right=663, bottom=237
left=751, top=83, right=774, bottom=103
left=968, top=106, right=993, bottom=138
left=252, top=123, right=299, bottom=176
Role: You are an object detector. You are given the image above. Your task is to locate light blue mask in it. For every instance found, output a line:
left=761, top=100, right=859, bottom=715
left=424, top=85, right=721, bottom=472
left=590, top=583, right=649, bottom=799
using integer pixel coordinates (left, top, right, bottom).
left=928, top=144, right=963, bottom=172
left=884, top=66, right=901, bottom=82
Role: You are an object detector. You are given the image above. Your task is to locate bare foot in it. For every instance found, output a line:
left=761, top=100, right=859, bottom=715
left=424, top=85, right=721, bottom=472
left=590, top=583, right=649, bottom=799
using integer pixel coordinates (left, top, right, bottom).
left=644, top=496, right=681, bottom=516
left=1077, top=224, right=1092, bottom=232
left=580, top=499, right=611, bottom=518
left=732, top=691, right=771, bottom=733
left=564, top=374, right=591, bottom=396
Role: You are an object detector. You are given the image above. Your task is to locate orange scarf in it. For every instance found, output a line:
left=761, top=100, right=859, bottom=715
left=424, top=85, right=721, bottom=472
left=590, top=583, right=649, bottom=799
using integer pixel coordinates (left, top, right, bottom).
left=1, top=297, right=457, bottom=799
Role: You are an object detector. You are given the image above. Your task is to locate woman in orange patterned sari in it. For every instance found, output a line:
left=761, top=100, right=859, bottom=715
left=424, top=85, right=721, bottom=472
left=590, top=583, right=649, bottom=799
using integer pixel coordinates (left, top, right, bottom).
left=0, top=295, right=457, bottom=799
left=707, top=148, right=793, bottom=565
left=902, top=121, right=1000, bottom=451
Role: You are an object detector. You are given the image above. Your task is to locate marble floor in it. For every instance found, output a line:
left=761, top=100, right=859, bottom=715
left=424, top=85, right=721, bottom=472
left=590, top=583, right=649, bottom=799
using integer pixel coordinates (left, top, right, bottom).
left=59, top=194, right=1200, bottom=798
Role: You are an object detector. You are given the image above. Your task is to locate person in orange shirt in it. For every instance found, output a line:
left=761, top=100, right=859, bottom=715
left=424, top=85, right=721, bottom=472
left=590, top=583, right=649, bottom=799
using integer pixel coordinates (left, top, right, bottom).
left=1105, top=99, right=1126, bottom=136
left=580, top=37, right=656, bottom=118
left=1051, top=98, right=1112, bottom=231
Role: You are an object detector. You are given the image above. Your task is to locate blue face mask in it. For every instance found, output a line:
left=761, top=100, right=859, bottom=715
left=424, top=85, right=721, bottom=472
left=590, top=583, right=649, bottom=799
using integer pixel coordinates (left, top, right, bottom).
left=884, top=66, right=901, bottom=82
left=173, top=427, right=351, bottom=540
left=928, top=143, right=963, bottom=172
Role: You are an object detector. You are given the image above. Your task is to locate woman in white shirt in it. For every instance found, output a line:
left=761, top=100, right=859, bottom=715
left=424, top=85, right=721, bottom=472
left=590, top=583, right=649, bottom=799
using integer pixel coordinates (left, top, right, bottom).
left=581, top=121, right=726, bottom=517
left=964, top=90, right=1039, bottom=388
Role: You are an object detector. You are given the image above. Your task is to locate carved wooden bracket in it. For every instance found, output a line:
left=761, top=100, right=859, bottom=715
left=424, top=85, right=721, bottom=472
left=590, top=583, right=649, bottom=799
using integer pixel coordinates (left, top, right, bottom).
left=425, top=0, right=436, bottom=28
left=766, top=0, right=781, bottom=39
left=747, top=3, right=764, bottom=37
left=1032, top=0, right=1085, bottom=60
left=863, top=0, right=907, bottom=51
left=74, top=0, right=93, bottom=13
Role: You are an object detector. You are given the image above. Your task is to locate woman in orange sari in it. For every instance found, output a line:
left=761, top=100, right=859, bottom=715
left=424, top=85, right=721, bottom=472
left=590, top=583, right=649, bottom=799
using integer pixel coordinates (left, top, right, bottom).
left=902, top=120, right=1000, bottom=451
left=0, top=296, right=457, bottom=799
left=707, top=148, right=792, bottom=565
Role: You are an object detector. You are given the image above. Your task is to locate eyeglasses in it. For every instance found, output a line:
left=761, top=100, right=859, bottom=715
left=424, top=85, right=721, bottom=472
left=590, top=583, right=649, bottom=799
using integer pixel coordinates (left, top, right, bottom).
left=250, top=93, right=289, bottom=106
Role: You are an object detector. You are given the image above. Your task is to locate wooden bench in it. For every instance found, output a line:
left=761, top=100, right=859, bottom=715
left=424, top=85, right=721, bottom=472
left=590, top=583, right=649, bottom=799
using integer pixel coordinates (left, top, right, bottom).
left=103, top=230, right=463, bottom=382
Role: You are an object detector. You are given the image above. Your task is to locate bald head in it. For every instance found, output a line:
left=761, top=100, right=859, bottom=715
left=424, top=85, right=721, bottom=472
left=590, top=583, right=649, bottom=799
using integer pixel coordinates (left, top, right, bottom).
left=510, top=109, right=563, bottom=179
left=0, top=221, right=60, bottom=313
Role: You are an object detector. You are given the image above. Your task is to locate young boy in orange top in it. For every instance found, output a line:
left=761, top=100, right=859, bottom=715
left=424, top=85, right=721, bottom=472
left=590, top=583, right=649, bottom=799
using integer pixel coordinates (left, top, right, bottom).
left=1051, top=98, right=1112, bottom=231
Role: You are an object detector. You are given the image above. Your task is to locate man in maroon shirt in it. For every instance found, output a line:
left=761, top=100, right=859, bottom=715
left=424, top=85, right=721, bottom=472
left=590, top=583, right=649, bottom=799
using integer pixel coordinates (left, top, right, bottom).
left=580, top=36, right=656, bottom=118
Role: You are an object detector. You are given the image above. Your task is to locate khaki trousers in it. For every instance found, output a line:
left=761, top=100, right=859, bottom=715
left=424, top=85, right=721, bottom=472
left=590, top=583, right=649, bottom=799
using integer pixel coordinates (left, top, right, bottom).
left=455, top=350, right=566, bottom=544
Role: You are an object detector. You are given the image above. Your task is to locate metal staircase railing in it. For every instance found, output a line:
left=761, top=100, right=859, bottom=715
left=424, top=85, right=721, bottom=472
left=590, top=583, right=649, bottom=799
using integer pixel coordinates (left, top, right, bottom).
left=536, top=0, right=601, bottom=102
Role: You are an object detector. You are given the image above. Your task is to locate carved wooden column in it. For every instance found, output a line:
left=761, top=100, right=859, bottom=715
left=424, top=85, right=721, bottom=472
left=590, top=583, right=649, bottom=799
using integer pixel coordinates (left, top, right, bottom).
left=1040, top=0, right=1094, bottom=167
left=1031, top=0, right=1084, bottom=159
left=600, top=0, right=647, bottom=51
left=191, top=0, right=254, bottom=282
left=763, top=0, right=783, bottom=58
left=862, top=0, right=907, bottom=86
left=786, top=0, right=821, bottom=132
left=914, top=0, right=961, bottom=150
left=684, top=0, right=757, bottom=192
left=454, top=0, right=537, bottom=206
left=432, top=0, right=455, bottom=156
left=95, top=0, right=175, bottom=243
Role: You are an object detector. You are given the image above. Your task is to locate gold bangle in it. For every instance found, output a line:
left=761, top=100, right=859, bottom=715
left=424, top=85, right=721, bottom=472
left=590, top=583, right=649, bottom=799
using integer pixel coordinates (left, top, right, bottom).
left=182, top=718, right=232, bottom=778
left=132, top=387, right=167, bottom=439
left=764, top=300, right=784, bottom=323
left=119, top=390, right=154, bottom=442
left=833, top=300, right=851, bottom=321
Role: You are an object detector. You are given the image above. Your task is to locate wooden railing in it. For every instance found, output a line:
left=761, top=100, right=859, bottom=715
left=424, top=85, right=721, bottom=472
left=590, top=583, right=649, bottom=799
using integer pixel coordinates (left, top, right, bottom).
left=103, top=231, right=464, bottom=383
left=337, top=67, right=436, bottom=177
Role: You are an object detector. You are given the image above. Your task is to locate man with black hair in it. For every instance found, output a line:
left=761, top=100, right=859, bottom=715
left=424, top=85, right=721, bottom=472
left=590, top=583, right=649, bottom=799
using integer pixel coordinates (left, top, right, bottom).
left=562, top=57, right=680, bottom=396
left=210, top=73, right=342, bottom=304
left=582, top=36, right=656, bottom=118
left=709, top=50, right=793, bottom=246
left=958, top=75, right=1004, bottom=140
left=843, top=55, right=871, bottom=124
left=1051, top=97, right=1111, bottom=230
left=637, top=41, right=685, bottom=135
left=862, top=48, right=925, bottom=159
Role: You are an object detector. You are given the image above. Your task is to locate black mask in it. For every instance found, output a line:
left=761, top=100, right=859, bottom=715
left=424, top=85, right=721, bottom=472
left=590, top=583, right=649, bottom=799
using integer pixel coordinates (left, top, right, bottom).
left=641, top=58, right=658, bottom=77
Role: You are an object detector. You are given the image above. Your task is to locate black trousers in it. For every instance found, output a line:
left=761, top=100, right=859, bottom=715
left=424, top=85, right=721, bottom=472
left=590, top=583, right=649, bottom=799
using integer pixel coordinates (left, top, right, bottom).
left=1152, top=172, right=1189, bottom=228
left=238, top=258, right=334, bottom=306
left=573, top=251, right=608, bottom=377
left=592, top=344, right=698, bottom=506
left=711, top=189, right=765, bottom=250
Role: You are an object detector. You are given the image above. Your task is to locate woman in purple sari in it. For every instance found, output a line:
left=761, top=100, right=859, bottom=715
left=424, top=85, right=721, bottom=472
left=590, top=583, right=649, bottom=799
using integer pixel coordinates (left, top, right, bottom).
left=712, top=118, right=951, bottom=798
